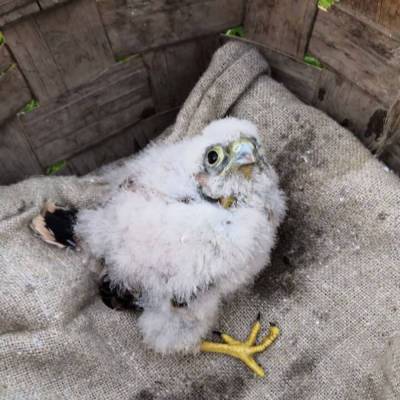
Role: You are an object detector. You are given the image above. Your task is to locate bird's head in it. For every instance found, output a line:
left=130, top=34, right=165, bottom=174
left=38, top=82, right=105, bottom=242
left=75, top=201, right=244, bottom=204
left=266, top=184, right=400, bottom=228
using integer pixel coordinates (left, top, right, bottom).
left=203, top=136, right=257, bottom=180
left=193, top=118, right=271, bottom=208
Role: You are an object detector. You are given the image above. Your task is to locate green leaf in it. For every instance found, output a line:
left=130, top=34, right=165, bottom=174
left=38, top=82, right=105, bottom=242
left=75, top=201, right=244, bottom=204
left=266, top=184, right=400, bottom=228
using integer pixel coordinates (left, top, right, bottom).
left=225, top=26, right=245, bottom=38
left=115, top=55, right=129, bottom=63
left=318, top=0, right=338, bottom=11
left=46, top=160, right=66, bottom=175
left=304, top=53, right=323, bottom=69
left=0, top=31, right=4, bottom=46
left=20, top=99, right=40, bottom=114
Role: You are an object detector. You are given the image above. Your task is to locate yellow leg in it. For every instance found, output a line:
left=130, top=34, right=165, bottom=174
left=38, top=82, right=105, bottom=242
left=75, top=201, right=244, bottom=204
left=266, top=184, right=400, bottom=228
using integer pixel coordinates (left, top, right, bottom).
left=200, top=317, right=280, bottom=377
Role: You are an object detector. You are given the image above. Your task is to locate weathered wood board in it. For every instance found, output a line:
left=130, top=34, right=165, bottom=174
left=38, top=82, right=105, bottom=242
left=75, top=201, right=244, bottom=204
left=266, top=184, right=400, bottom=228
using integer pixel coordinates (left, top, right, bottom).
left=1, top=0, right=400, bottom=182
left=313, top=69, right=387, bottom=148
left=98, top=0, right=244, bottom=56
left=244, top=0, right=317, bottom=59
left=239, top=39, right=389, bottom=151
left=67, top=108, right=178, bottom=175
left=309, top=5, right=400, bottom=106
left=258, top=45, right=320, bottom=104
left=0, top=0, right=32, bottom=15
left=0, top=43, right=12, bottom=72
left=340, top=0, right=400, bottom=32
left=0, top=0, right=38, bottom=27
left=37, top=0, right=69, bottom=10
left=0, top=65, right=32, bottom=123
left=0, top=119, right=42, bottom=184
left=144, top=35, right=220, bottom=111
left=20, top=56, right=153, bottom=168
left=4, top=0, right=114, bottom=103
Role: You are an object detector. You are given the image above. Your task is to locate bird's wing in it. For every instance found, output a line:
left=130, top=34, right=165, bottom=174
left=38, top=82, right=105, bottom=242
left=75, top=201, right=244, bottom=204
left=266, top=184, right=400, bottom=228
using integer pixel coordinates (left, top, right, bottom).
left=30, top=201, right=78, bottom=249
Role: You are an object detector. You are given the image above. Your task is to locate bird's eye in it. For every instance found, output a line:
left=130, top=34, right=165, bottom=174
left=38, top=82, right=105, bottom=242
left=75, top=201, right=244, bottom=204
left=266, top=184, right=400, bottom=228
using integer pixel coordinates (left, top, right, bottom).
left=206, top=146, right=224, bottom=167
left=207, top=150, right=218, bottom=165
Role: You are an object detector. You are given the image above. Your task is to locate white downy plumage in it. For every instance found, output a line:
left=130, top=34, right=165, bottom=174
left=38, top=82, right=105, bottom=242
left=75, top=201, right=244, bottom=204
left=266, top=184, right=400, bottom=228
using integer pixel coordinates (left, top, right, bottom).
left=76, top=118, right=286, bottom=354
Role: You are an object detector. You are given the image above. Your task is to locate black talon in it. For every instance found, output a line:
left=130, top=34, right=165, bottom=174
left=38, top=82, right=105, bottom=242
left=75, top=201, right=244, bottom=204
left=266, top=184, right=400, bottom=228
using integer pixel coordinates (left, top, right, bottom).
left=212, top=330, right=222, bottom=338
left=269, top=321, right=277, bottom=327
left=256, top=312, right=261, bottom=321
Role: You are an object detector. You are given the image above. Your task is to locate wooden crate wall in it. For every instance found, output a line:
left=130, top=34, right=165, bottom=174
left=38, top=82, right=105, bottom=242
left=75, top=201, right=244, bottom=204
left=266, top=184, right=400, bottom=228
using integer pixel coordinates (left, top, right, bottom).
left=1, top=0, right=400, bottom=184
left=244, top=0, right=400, bottom=173
left=0, top=0, right=244, bottom=184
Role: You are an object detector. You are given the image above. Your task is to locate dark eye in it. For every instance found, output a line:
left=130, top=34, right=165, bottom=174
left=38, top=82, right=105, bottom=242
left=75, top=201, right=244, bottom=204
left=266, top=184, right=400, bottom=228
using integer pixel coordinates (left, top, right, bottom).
left=207, top=150, right=218, bottom=165
left=205, top=145, right=224, bottom=169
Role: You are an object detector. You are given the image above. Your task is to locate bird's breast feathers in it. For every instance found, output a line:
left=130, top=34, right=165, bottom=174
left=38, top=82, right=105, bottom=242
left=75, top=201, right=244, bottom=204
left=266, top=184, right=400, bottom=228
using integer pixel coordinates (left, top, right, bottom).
left=76, top=118, right=286, bottom=299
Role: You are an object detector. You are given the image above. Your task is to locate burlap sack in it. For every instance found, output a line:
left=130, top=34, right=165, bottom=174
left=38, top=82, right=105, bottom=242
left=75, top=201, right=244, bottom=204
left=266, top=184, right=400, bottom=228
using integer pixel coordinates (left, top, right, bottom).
left=1, top=41, right=399, bottom=400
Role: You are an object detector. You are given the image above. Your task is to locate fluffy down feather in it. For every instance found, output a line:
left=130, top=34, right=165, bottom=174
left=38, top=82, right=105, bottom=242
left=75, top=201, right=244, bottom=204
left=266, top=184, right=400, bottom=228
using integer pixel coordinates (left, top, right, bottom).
left=75, top=118, right=286, bottom=353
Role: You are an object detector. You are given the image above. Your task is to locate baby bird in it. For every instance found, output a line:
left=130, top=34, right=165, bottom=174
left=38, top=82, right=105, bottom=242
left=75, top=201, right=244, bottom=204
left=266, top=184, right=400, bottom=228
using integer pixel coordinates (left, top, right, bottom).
left=31, top=118, right=286, bottom=376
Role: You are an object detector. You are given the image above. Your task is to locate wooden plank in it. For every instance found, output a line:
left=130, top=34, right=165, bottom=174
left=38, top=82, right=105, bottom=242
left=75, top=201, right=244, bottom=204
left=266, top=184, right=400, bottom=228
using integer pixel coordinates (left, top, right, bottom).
left=0, top=43, right=13, bottom=72
left=339, top=0, right=381, bottom=21
left=0, top=0, right=38, bottom=27
left=340, top=0, right=400, bottom=33
left=0, top=0, right=32, bottom=15
left=309, top=5, right=400, bottom=106
left=378, top=98, right=400, bottom=155
left=232, top=38, right=391, bottom=153
left=381, top=143, right=400, bottom=174
left=379, top=0, right=400, bottom=32
left=0, top=64, right=32, bottom=123
left=98, top=0, right=244, bottom=56
left=4, top=0, right=114, bottom=103
left=313, top=68, right=388, bottom=149
left=37, top=0, right=69, bottom=10
left=0, top=119, right=42, bottom=185
left=244, top=0, right=317, bottom=58
left=266, top=50, right=320, bottom=105
left=67, top=108, right=178, bottom=175
left=381, top=139, right=400, bottom=173
left=20, top=56, right=154, bottom=166
left=4, top=17, right=66, bottom=100
left=143, top=35, right=220, bottom=111
left=238, top=40, right=321, bottom=104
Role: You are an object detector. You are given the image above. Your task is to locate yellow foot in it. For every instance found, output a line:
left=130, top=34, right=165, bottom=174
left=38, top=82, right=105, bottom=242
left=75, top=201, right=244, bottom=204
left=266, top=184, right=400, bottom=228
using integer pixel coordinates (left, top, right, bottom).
left=200, top=314, right=280, bottom=377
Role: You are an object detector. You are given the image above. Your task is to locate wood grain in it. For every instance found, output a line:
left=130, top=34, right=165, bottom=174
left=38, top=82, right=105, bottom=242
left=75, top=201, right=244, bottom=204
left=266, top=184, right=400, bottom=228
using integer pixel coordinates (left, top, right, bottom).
left=313, top=69, right=387, bottom=148
left=340, top=0, right=381, bottom=21
left=379, top=0, right=400, bottom=32
left=265, top=48, right=320, bottom=105
left=236, top=38, right=390, bottom=151
left=0, top=0, right=32, bottom=15
left=379, top=98, right=400, bottom=155
left=4, top=0, right=114, bottom=103
left=244, top=0, right=317, bottom=58
left=0, top=0, right=38, bottom=26
left=0, top=43, right=12, bottom=72
left=67, top=108, right=178, bottom=175
left=20, top=56, right=154, bottom=167
left=37, top=0, right=69, bottom=10
left=0, top=64, right=32, bottom=123
left=144, top=35, right=220, bottom=111
left=0, top=119, right=42, bottom=185
left=340, top=0, right=400, bottom=33
left=98, top=0, right=244, bottom=56
left=237, top=41, right=321, bottom=104
left=381, top=144, right=400, bottom=173
left=309, top=4, right=400, bottom=106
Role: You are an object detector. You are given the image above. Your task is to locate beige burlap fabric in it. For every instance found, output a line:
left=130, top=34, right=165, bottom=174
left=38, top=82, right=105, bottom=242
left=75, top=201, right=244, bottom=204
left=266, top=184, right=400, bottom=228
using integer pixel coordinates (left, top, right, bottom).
left=1, top=41, right=399, bottom=400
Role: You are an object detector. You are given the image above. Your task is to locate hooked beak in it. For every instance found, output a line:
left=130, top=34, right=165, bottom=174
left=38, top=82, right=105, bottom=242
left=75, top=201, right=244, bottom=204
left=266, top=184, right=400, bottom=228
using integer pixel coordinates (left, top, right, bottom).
left=222, top=138, right=257, bottom=178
